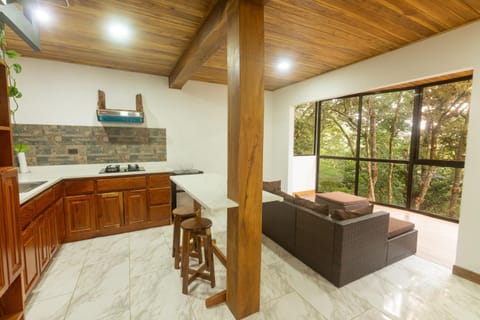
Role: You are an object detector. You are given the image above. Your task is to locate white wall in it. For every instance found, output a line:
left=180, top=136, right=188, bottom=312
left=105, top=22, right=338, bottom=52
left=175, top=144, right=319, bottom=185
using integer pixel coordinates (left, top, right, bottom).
left=14, top=57, right=274, bottom=178
left=271, top=20, right=480, bottom=274
left=291, top=156, right=316, bottom=192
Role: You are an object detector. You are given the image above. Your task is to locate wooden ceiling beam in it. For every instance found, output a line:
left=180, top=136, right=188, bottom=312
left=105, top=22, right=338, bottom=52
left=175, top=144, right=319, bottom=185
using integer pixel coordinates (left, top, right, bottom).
left=168, top=0, right=271, bottom=89
left=168, top=0, right=228, bottom=89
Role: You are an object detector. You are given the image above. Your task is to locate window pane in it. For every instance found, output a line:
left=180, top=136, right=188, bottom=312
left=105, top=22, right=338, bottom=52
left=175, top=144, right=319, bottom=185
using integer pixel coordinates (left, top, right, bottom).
left=360, top=91, right=414, bottom=160
left=319, top=97, right=359, bottom=157
left=318, top=158, right=355, bottom=193
left=419, top=80, right=471, bottom=161
left=294, top=102, right=316, bottom=156
left=358, top=161, right=407, bottom=206
left=412, top=165, right=463, bottom=219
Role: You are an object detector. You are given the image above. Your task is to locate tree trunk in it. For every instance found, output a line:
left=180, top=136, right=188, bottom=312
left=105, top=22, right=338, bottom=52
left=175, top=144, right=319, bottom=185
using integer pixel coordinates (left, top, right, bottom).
left=448, top=113, right=468, bottom=217
left=414, top=114, right=439, bottom=209
left=414, top=166, right=436, bottom=209
left=366, top=98, right=378, bottom=201
left=449, top=168, right=462, bottom=217
left=387, top=97, right=402, bottom=204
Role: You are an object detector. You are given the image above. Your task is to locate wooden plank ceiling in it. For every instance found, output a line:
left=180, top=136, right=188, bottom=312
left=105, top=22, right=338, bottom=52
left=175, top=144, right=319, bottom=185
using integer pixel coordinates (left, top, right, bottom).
left=6, top=0, right=480, bottom=91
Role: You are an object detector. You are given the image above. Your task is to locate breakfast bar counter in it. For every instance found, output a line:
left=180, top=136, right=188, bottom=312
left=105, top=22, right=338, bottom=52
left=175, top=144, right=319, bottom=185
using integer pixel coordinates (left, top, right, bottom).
left=169, top=173, right=282, bottom=307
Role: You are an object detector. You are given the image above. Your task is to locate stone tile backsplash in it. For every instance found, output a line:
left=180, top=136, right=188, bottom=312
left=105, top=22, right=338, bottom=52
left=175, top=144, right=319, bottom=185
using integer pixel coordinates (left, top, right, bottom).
left=13, top=124, right=166, bottom=166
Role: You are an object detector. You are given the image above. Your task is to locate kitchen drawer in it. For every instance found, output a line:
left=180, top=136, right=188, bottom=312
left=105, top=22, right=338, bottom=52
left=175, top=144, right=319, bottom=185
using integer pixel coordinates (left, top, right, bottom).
left=35, top=188, right=55, bottom=213
left=97, top=176, right=147, bottom=192
left=64, top=179, right=95, bottom=195
left=148, top=174, right=170, bottom=188
left=148, top=187, right=170, bottom=205
left=149, top=204, right=171, bottom=224
left=19, top=200, right=36, bottom=230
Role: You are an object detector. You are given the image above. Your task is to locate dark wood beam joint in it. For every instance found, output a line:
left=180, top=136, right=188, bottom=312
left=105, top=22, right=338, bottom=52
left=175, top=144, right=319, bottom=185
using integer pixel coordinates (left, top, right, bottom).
left=168, top=0, right=228, bottom=89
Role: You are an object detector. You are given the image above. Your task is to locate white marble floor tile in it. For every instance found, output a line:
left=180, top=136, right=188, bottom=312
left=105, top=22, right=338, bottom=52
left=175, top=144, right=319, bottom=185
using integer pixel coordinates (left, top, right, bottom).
left=261, top=292, right=326, bottom=320
left=65, top=288, right=129, bottom=320
left=24, top=293, right=71, bottom=320
left=261, top=235, right=291, bottom=266
left=399, top=255, right=451, bottom=280
left=57, top=238, right=92, bottom=259
left=345, top=273, right=403, bottom=312
left=75, top=254, right=129, bottom=293
left=379, top=290, right=451, bottom=320
left=129, top=226, right=166, bottom=250
left=352, top=308, right=393, bottom=320
left=130, top=270, right=192, bottom=320
left=260, top=262, right=295, bottom=305
left=65, top=255, right=130, bottom=320
left=99, top=309, right=131, bottom=320
left=24, top=225, right=479, bottom=320
left=446, top=275, right=480, bottom=301
left=31, top=257, right=83, bottom=302
left=83, top=233, right=130, bottom=266
left=189, top=296, right=236, bottom=320
left=130, top=241, right=172, bottom=277
left=268, top=256, right=370, bottom=320
left=375, top=261, right=425, bottom=290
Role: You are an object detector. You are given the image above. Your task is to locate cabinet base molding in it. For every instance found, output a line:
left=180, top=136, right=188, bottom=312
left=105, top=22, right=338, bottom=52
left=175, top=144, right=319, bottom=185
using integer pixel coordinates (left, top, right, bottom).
left=63, top=221, right=169, bottom=243
left=452, top=265, right=480, bottom=285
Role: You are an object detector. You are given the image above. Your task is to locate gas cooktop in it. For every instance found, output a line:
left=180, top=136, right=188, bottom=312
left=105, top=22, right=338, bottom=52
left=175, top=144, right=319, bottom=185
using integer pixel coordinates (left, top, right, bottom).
left=99, top=164, right=145, bottom=174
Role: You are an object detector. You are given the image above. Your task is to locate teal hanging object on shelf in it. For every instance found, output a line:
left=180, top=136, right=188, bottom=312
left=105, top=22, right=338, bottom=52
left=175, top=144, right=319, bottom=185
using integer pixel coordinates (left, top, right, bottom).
left=96, top=89, right=144, bottom=124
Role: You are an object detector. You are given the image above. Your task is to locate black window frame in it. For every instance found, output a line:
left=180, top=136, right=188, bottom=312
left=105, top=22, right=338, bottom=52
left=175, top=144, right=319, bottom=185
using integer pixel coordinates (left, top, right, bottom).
left=314, top=75, right=472, bottom=222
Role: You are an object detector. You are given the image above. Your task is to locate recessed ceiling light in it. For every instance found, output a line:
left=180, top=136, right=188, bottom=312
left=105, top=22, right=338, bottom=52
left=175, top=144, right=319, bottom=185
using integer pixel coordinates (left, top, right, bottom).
left=33, top=6, right=53, bottom=25
left=277, top=59, right=292, bottom=72
left=106, top=21, right=132, bottom=43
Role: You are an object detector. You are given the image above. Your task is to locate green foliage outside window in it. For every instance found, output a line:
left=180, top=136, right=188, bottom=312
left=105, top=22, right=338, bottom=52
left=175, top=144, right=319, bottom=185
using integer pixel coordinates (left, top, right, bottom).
left=294, top=102, right=316, bottom=156
left=319, top=97, right=359, bottom=157
left=314, top=78, right=471, bottom=220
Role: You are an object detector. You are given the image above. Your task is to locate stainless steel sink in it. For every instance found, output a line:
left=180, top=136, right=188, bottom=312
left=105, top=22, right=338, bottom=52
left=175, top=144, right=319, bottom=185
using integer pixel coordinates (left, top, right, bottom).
left=19, top=181, right=48, bottom=193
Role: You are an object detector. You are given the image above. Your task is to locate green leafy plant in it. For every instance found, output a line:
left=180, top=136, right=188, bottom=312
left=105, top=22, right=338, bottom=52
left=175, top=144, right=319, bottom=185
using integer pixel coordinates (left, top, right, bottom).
left=0, top=23, right=26, bottom=153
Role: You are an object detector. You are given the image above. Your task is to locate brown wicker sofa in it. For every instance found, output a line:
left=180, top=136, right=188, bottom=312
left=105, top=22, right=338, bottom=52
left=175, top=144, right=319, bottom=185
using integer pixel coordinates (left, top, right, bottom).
left=262, top=197, right=418, bottom=287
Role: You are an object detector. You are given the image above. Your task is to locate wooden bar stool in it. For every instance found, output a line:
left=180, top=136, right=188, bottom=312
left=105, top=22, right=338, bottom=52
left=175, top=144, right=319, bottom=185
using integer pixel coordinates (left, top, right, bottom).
left=172, top=206, right=199, bottom=269
left=181, top=217, right=216, bottom=295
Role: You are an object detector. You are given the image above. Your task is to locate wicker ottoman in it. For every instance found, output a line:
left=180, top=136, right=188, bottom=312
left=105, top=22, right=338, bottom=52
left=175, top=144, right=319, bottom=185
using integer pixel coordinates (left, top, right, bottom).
left=315, top=191, right=370, bottom=215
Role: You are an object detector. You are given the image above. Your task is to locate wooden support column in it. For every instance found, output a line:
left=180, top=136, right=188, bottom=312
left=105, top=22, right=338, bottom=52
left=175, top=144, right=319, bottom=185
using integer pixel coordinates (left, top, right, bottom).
left=226, top=0, right=264, bottom=319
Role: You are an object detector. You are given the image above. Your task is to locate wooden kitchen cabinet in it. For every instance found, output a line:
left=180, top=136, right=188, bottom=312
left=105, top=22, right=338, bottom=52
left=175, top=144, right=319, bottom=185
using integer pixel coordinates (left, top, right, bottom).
left=19, top=183, right=63, bottom=297
left=37, top=212, right=50, bottom=272
left=47, top=206, right=59, bottom=257
left=64, top=194, right=97, bottom=241
left=97, top=192, right=124, bottom=230
left=0, top=215, right=8, bottom=297
left=124, top=190, right=148, bottom=226
left=0, top=62, right=24, bottom=319
left=21, top=221, right=40, bottom=297
left=0, top=169, right=23, bottom=283
left=147, top=174, right=171, bottom=224
left=55, top=198, right=65, bottom=243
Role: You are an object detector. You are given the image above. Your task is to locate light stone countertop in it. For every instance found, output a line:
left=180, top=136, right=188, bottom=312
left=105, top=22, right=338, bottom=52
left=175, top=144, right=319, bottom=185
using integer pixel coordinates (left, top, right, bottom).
left=18, top=162, right=172, bottom=204
left=170, top=173, right=282, bottom=212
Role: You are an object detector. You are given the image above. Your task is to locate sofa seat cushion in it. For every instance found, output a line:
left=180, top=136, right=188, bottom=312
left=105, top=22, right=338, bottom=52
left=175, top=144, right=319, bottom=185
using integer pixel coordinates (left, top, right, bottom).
left=388, top=217, right=415, bottom=239
left=294, top=195, right=329, bottom=215
left=331, top=204, right=374, bottom=220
